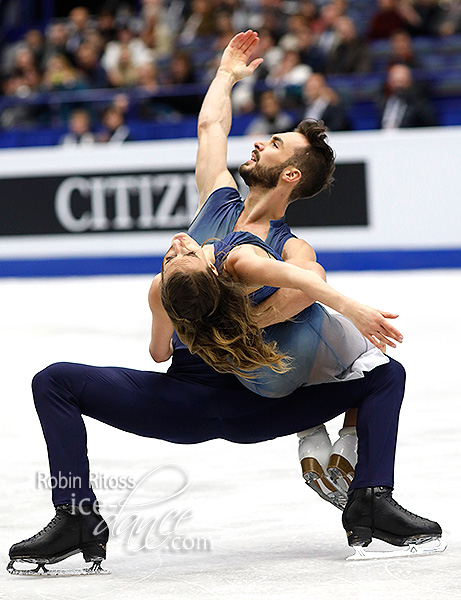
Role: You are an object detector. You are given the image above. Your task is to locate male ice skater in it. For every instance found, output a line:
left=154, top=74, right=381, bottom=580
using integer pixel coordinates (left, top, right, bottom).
left=8, top=31, right=443, bottom=575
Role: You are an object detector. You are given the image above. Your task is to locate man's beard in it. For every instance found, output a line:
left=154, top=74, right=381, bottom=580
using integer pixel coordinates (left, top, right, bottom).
left=238, top=160, right=285, bottom=189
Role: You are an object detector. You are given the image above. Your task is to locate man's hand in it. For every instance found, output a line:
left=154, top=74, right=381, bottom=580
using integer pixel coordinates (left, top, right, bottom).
left=218, top=30, right=264, bottom=83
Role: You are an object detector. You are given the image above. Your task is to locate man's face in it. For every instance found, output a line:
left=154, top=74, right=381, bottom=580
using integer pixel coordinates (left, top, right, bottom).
left=238, top=132, right=307, bottom=189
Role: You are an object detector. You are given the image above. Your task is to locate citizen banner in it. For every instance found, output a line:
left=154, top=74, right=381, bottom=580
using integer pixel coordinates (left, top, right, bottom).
left=0, top=163, right=367, bottom=236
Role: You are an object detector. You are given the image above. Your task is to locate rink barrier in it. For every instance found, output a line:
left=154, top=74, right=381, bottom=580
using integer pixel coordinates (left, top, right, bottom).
left=1, top=248, right=460, bottom=278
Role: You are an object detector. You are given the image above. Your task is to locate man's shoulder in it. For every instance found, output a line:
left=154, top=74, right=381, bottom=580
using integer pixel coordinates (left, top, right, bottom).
left=206, top=186, right=243, bottom=203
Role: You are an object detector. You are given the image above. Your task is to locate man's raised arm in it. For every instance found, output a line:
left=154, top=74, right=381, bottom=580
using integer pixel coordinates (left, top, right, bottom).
left=195, top=30, right=263, bottom=206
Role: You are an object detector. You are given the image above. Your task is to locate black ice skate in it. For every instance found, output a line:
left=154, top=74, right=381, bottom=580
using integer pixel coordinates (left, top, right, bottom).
left=7, top=503, right=110, bottom=576
left=342, top=486, right=446, bottom=560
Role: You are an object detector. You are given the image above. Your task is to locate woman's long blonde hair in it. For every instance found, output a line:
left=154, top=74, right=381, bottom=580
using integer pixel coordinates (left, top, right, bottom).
left=161, top=267, right=290, bottom=379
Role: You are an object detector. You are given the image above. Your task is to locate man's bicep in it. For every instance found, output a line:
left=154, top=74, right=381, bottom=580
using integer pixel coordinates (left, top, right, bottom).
left=196, top=125, right=238, bottom=205
left=282, top=238, right=326, bottom=281
left=282, top=237, right=316, bottom=264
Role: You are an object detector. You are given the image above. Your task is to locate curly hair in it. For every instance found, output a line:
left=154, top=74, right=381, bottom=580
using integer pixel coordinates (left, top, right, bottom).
left=288, top=119, right=336, bottom=202
left=161, top=267, right=290, bottom=379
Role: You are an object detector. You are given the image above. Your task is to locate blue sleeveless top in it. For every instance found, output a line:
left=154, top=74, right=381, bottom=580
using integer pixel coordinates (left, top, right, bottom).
left=188, top=187, right=295, bottom=252
left=172, top=187, right=296, bottom=351
left=212, top=231, right=281, bottom=305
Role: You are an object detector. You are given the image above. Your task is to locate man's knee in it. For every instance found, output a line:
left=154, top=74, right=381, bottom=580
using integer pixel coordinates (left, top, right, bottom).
left=32, top=362, right=76, bottom=401
left=387, top=358, right=406, bottom=388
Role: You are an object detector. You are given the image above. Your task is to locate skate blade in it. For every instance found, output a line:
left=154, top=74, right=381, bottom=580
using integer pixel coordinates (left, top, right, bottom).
left=7, top=560, right=110, bottom=577
left=327, top=465, right=354, bottom=494
left=304, top=472, right=347, bottom=511
left=346, top=537, right=447, bottom=561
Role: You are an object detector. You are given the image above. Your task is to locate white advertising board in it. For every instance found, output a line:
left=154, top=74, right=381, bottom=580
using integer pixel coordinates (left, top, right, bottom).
left=0, top=126, right=460, bottom=276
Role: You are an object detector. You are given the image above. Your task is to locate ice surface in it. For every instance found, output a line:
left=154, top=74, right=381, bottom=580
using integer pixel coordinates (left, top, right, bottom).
left=1, top=270, right=460, bottom=600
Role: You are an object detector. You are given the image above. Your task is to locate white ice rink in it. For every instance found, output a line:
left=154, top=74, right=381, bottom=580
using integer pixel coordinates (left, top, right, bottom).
left=1, top=269, right=460, bottom=600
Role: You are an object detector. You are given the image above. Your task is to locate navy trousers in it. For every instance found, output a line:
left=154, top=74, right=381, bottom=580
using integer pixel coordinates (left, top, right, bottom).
left=32, top=351, right=405, bottom=506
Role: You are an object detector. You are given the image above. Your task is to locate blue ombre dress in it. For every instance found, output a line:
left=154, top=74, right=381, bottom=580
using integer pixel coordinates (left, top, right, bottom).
left=211, top=230, right=388, bottom=398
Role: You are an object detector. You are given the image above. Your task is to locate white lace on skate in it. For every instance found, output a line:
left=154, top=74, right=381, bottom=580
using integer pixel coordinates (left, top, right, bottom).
left=346, top=536, right=447, bottom=561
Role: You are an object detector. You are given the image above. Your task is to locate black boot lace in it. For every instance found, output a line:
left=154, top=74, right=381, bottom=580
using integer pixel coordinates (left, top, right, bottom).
left=21, top=505, right=72, bottom=542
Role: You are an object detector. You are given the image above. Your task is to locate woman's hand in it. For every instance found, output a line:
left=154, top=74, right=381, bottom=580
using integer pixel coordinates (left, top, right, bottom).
left=343, top=300, right=403, bottom=350
left=218, top=30, right=264, bottom=83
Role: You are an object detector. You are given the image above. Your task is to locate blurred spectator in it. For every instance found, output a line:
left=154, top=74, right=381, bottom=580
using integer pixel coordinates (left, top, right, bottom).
left=368, top=0, right=414, bottom=40
left=279, top=14, right=312, bottom=51
left=0, top=76, right=31, bottom=128
left=67, top=6, right=91, bottom=55
left=253, top=28, right=283, bottom=73
left=256, top=7, right=286, bottom=43
left=75, top=42, right=108, bottom=88
left=42, top=54, right=87, bottom=123
left=0, top=67, right=45, bottom=128
left=137, top=61, right=160, bottom=119
left=24, top=29, right=46, bottom=69
left=60, top=109, right=95, bottom=145
left=266, top=49, right=312, bottom=88
left=107, top=44, right=139, bottom=87
left=140, top=0, right=174, bottom=58
left=214, top=10, right=237, bottom=52
left=438, top=0, right=461, bottom=36
left=140, top=0, right=184, bottom=36
left=326, top=16, right=371, bottom=74
left=166, top=51, right=201, bottom=115
left=231, top=28, right=282, bottom=114
left=168, top=50, right=197, bottom=85
left=138, top=61, right=160, bottom=93
left=408, top=0, right=445, bottom=36
left=98, top=106, right=131, bottom=143
left=388, top=30, right=419, bottom=69
left=137, top=62, right=178, bottom=120
left=42, top=22, right=73, bottom=66
left=97, top=9, right=118, bottom=46
left=312, top=2, right=342, bottom=55
left=179, top=0, right=218, bottom=44
left=296, top=27, right=326, bottom=73
left=299, top=1, right=319, bottom=27
left=11, top=48, right=38, bottom=78
left=82, top=28, right=106, bottom=57
left=219, top=0, right=250, bottom=32
left=245, top=90, right=294, bottom=135
left=42, top=54, right=85, bottom=91
left=302, top=72, right=352, bottom=131
left=101, top=25, right=153, bottom=74
left=378, top=63, right=437, bottom=129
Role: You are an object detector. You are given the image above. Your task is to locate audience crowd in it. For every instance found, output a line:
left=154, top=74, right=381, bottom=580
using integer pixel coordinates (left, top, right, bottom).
left=1, top=0, right=460, bottom=141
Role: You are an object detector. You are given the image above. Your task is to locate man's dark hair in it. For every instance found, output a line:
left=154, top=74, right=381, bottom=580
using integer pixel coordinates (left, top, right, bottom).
left=289, top=119, right=336, bottom=202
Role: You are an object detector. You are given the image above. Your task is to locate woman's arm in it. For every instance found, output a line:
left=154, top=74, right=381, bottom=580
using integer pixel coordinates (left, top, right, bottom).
left=148, top=274, right=175, bottom=362
left=226, top=246, right=403, bottom=349
left=255, top=237, right=325, bottom=327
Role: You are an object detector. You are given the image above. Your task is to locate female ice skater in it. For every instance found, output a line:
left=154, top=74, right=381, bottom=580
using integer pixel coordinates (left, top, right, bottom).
left=151, top=230, right=399, bottom=397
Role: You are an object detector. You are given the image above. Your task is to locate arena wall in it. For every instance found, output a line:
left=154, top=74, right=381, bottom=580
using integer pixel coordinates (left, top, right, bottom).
left=0, top=126, right=460, bottom=277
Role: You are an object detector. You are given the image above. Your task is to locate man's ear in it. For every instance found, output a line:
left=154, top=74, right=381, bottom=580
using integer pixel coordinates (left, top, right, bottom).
left=282, top=167, right=302, bottom=184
